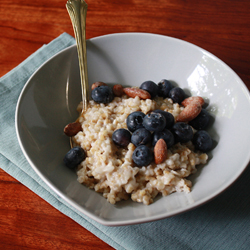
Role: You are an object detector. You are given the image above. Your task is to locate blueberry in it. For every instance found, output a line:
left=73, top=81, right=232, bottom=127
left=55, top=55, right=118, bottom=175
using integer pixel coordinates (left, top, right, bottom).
left=91, top=85, right=114, bottom=104
left=152, top=129, right=175, bottom=148
left=153, top=109, right=175, bottom=129
left=139, top=80, right=158, bottom=99
left=169, top=87, right=186, bottom=104
left=193, top=130, right=213, bottom=152
left=126, top=111, right=145, bottom=132
left=63, top=146, right=85, bottom=169
left=143, top=112, right=166, bottom=132
left=157, top=79, right=173, bottom=98
left=112, top=128, right=131, bottom=147
left=131, top=128, right=152, bottom=147
left=132, top=145, right=153, bottom=166
left=172, top=122, right=193, bottom=143
left=189, top=109, right=211, bottom=130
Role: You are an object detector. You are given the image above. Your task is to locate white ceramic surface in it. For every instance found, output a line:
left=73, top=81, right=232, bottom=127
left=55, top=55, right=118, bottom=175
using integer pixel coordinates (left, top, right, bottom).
left=16, top=33, right=250, bottom=226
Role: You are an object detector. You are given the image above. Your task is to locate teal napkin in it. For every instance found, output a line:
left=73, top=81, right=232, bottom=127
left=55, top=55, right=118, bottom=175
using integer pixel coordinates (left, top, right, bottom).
left=1, top=33, right=250, bottom=250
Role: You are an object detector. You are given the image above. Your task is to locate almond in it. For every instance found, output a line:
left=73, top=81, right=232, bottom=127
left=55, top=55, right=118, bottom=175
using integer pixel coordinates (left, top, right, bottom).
left=123, top=87, right=151, bottom=99
left=154, top=139, right=168, bottom=164
left=91, top=81, right=107, bottom=90
left=113, top=84, right=124, bottom=97
left=176, top=103, right=202, bottom=122
left=64, top=121, right=82, bottom=137
left=181, top=96, right=204, bottom=107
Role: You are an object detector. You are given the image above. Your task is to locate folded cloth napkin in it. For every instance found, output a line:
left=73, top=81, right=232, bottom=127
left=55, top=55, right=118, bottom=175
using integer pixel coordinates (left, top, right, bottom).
left=1, top=33, right=250, bottom=250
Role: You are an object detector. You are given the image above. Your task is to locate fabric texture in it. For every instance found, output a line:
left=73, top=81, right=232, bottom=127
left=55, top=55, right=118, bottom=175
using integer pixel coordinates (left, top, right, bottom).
left=0, top=33, right=250, bottom=250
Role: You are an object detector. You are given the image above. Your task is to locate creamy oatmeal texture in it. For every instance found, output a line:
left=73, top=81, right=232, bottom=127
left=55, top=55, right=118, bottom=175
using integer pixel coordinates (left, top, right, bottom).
left=73, top=95, right=208, bottom=205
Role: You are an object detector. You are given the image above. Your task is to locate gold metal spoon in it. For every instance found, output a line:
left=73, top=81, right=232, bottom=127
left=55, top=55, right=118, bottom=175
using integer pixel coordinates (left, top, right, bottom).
left=66, top=0, right=89, bottom=147
left=66, top=0, right=89, bottom=112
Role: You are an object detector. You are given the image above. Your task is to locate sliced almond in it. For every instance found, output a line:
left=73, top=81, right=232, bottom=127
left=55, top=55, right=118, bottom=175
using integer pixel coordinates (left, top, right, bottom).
left=176, top=103, right=202, bottom=122
left=91, top=81, right=107, bottom=90
left=123, top=87, right=151, bottom=99
left=64, top=121, right=82, bottom=137
left=181, top=96, right=204, bottom=107
left=113, top=84, right=124, bottom=97
left=154, top=139, right=168, bottom=164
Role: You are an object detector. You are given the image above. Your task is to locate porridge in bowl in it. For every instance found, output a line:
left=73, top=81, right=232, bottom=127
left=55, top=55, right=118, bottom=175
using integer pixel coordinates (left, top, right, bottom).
left=63, top=80, right=213, bottom=205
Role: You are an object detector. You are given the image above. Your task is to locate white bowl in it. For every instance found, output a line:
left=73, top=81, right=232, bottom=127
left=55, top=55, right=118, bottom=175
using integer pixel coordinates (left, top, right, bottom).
left=16, top=33, right=250, bottom=226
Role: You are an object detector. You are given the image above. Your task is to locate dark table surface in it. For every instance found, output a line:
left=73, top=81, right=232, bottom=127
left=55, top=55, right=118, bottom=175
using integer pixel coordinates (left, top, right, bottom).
left=0, top=0, right=250, bottom=249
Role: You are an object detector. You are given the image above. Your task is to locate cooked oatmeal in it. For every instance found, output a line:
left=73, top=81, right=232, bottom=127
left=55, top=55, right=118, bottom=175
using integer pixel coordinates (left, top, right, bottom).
left=72, top=95, right=208, bottom=205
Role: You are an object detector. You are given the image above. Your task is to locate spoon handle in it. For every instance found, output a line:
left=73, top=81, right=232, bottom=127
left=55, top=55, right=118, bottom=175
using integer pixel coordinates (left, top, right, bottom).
left=66, top=0, right=89, bottom=111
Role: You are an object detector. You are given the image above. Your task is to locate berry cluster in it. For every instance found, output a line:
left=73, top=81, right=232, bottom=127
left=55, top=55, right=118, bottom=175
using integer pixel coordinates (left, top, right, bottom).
left=111, top=79, right=213, bottom=167
left=64, top=79, right=214, bottom=169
